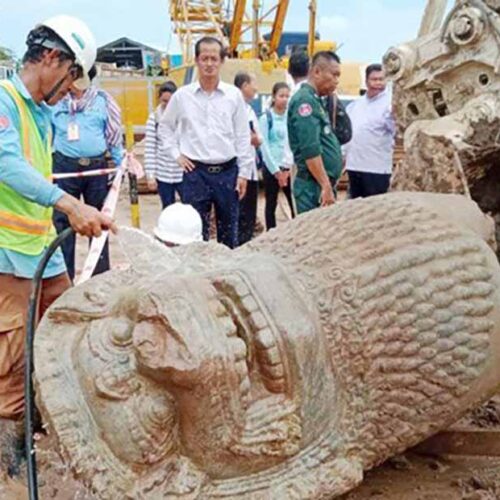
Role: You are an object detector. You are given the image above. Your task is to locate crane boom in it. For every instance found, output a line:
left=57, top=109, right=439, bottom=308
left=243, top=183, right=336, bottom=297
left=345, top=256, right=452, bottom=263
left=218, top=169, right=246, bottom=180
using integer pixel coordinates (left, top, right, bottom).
left=308, top=0, right=317, bottom=57
left=230, top=0, right=247, bottom=54
left=268, top=0, right=290, bottom=55
left=170, top=0, right=291, bottom=62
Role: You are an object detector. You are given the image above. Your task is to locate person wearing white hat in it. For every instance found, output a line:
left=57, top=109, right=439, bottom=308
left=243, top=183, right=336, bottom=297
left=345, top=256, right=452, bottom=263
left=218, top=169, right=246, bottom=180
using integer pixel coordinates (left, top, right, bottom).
left=154, top=203, right=203, bottom=247
left=0, top=16, right=114, bottom=477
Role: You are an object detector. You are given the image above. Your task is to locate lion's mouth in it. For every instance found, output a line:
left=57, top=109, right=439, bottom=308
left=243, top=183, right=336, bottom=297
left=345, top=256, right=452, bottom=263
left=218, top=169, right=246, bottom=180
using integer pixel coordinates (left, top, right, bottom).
left=212, top=271, right=291, bottom=402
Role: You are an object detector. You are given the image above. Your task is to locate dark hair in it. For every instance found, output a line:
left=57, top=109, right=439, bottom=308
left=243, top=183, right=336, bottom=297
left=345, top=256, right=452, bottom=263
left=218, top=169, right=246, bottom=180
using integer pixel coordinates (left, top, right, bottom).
left=23, top=26, right=74, bottom=65
left=88, top=65, right=97, bottom=82
left=366, top=63, right=383, bottom=79
left=312, top=50, right=341, bottom=67
left=288, top=50, right=309, bottom=78
left=271, top=81, right=290, bottom=107
left=158, top=80, right=178, bottom=96
left=234, top=71, right=253, bottom=89
left=195, top=36, right=226, bottom=60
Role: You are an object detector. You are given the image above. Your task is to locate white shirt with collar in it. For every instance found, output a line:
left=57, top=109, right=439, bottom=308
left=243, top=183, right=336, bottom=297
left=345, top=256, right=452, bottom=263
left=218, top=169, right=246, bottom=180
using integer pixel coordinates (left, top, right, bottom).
left=246, top=103, right=262, bottom=181
left=159, top=80, right=254, bottom=179
left=344, top=89, right=395, bottom=174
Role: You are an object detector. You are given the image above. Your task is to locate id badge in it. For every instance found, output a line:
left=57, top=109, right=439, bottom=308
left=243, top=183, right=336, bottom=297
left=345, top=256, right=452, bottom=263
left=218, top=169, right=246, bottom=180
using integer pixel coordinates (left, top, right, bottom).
left=67, top=122, right=80, bottom=142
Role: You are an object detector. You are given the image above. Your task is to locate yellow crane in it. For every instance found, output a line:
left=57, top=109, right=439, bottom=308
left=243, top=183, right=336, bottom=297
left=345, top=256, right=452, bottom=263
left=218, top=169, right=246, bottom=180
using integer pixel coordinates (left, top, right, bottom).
left=170, top=0, right=290, bottom=63
left=308, top=0, right=316, bottom=57
left=169, top=0, right=226, bottom=64
left=99, top=1, right=365, bottom=130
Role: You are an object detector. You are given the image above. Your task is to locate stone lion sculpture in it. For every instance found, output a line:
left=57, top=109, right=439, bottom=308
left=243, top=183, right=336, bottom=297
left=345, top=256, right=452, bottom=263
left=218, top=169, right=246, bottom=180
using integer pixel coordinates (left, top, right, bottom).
left=35, top=192, right=500, bottom=499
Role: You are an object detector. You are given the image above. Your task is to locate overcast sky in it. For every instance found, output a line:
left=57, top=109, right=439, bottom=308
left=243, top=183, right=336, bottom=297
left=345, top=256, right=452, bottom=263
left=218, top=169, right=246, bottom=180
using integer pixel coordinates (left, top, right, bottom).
left=0, top=0, right=454, bottom=62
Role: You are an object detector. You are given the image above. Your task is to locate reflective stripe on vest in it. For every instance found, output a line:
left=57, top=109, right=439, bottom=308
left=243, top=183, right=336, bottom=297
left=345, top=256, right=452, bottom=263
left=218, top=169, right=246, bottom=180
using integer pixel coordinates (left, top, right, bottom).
left=0, top=80, right=55, bottom=256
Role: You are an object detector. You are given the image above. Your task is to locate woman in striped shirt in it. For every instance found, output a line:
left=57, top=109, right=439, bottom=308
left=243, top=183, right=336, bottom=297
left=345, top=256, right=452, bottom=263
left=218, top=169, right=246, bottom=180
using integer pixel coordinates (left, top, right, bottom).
left=145, top=81, right=184, bottom=208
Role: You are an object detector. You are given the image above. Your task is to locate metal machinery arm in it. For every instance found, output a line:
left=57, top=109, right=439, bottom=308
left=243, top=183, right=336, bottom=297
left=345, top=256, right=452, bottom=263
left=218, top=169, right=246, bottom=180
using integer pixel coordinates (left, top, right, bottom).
left=418, top=0, right=449, bottom=36
left=385, top=0, right=500, bottom=251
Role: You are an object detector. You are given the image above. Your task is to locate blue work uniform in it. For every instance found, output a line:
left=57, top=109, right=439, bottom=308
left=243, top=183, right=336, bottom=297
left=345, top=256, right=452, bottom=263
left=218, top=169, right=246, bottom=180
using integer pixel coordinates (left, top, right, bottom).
left=51, top=90, right=124, bottom=280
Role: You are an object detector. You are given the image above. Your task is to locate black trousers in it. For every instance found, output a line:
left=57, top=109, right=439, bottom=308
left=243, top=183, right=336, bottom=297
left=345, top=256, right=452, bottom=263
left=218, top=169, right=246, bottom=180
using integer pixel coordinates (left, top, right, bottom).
left=348, top=170, right=391, bottom=199
left=262, top=168, right=295, bottom=230
left=183, top=161, right=239, bottom=248
left=238, top=180, right=259, bottom=246
left=52, top=152, right=111, bottom=281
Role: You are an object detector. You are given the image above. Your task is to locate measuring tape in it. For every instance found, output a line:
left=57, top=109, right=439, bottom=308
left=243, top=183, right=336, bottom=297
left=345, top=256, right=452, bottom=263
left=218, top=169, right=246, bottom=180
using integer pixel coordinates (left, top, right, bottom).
left=75, top=153, right=144, bottom=285
left=52, top=167, right=117, bottom=180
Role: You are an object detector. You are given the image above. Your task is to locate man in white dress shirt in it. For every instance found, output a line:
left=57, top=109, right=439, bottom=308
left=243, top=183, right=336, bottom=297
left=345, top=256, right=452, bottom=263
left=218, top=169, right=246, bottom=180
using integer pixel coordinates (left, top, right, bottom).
left=344, top=64, right=395, bottom=198
left=159, top=37, right=254, bottom=248
left=234, top=71, right=262, bottom=245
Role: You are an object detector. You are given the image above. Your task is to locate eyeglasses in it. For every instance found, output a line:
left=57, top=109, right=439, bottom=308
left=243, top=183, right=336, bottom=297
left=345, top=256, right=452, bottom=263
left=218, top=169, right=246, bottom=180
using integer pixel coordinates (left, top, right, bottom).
left=68, top=64, right=83, bottom=81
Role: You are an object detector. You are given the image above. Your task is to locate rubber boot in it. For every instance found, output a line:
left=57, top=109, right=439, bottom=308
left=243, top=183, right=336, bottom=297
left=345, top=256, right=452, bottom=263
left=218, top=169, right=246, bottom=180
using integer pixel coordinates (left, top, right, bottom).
left=0, top=417, right=24, bottom=478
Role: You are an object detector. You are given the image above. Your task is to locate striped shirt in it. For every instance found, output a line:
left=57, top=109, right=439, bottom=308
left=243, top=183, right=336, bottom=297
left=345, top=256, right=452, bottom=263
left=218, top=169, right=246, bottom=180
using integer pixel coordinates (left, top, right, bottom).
left=144, top=106, right=183, bottom=184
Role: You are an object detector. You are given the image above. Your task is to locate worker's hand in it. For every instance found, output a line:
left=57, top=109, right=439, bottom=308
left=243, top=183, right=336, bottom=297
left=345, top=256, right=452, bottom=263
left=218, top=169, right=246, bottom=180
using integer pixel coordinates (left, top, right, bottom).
left=250, top=131, right=261, bottom=148
left=147, top=177, right=158, bottom=192
left=320, top=185, right=336, bottom=207
left=55, top=194, right=117, bottom=238
left=177, top=155, right=195, bottom=172
left=237, top=177, right=248, bottom=200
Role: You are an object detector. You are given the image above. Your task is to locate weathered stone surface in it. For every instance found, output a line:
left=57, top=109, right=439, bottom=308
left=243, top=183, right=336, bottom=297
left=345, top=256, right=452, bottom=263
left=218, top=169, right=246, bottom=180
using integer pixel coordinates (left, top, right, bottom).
left=385, top=0, right=500, bottom=254
left=35, top=193, right=500, bottom=499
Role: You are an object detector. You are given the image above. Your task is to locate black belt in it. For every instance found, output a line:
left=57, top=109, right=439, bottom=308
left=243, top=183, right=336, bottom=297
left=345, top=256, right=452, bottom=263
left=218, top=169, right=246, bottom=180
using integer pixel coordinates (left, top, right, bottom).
left=192, top=157, right=237, bottom=174
left=54, top=151, right=106, bottom=168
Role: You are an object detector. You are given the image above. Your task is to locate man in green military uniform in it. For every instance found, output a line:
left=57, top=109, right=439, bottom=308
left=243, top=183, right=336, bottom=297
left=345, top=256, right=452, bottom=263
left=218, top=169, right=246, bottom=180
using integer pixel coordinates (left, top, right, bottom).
left=288, top=51, right=343, bottom=214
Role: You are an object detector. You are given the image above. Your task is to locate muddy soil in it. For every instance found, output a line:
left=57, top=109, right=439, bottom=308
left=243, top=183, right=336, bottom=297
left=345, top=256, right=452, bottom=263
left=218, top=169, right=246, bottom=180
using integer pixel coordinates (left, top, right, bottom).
left=2, top=435, right=499, bottom=499
left=343, top=453, right=500, bottom=500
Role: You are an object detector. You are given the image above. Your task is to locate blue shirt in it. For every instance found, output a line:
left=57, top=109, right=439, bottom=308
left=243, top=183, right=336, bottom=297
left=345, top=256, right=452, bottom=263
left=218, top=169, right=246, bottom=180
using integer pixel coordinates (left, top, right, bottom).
left=51, top=91, right=123, bottom=166
left=0, top=74, right=66, bottom=279
left=258, top=109, right=290, bottom=175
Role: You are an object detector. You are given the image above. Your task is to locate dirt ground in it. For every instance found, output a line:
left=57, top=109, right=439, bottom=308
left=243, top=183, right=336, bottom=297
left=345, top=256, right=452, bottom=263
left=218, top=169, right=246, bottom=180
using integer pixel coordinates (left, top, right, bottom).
left=2, top=426, right=500, bottom=500
left=1, top=187, right=500, bottom=498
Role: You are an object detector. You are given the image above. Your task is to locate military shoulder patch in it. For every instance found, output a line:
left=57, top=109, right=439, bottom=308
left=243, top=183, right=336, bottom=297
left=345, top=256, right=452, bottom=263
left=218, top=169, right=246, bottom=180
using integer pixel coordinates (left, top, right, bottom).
left=298, top=103, right=313, bottom=117
left=0, top=116, right=10, bottom=130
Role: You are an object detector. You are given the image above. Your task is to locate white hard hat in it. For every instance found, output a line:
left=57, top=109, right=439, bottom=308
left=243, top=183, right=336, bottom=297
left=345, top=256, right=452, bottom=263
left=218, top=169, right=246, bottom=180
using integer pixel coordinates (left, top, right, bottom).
left=154, top=203, right=203, bottom=245
left=39, top=15, right=97, bottom=81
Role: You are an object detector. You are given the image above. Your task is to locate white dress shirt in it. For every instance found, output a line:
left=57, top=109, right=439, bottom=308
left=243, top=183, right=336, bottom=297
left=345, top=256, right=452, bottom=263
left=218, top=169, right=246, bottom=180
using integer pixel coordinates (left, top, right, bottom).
left=344, top=89, right=395, bottom=174
left=159, top=80, right=254, bottom=179
left=246, top=103, right=262, bottom=181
